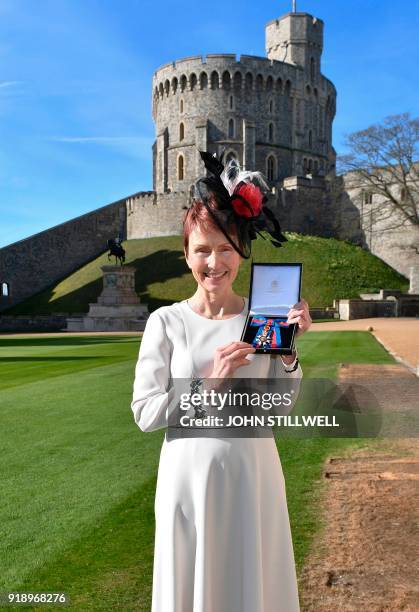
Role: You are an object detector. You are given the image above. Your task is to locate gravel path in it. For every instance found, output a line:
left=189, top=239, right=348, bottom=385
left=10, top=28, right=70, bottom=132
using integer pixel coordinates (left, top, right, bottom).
left=298, top=354, right=419, bottom=611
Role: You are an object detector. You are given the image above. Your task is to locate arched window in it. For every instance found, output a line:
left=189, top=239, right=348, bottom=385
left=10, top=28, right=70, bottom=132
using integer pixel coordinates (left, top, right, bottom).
left=307, top=159, right=313, bottom=172
left=178, top=155, right=184, bottom=180
left=164, top=80, right=170, bottom=96
left=179, top=98, right=184, bottom=113
left=228, top=118, right=235, bottom=138
left=267, top=156, right=276, bottom=181
left=303, top=158, right=307, bottom=173
left=266, top=75, right=273, bottom=91
left=180, top=75, right=187, bottom=92
left=233, top=72, right=242, bottom=89
left=222, top=71, right=231, bottom=89
left=179, top=122, right=184, bottom=141
left=269, top=99, right=273, bottom=113
left=268, top=123, right=274, bottom=143
left=308, top=130, right=312, bottom=147
left=229, top=95, right=234, bottom=110
left=245, top=72, right=253, bottom=90
left=200, top=72, right=208, bottom=90
left=210, top=71, right=219, bottom=89
left=190, top=73, right=197, bottom=91
left=1, top=282, right=9, bottom=297
left=171, top=77, right=178, bottom=94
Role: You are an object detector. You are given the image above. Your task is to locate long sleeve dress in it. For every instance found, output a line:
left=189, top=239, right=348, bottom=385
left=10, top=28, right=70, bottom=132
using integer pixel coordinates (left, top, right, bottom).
left=131, top=297, right=303, bottom=612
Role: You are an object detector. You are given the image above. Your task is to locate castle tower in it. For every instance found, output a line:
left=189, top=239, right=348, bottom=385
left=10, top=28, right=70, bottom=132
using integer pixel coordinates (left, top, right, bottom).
left=151, top=8, right=336, bottom=196
left=265, top=11, right=324, bottom=81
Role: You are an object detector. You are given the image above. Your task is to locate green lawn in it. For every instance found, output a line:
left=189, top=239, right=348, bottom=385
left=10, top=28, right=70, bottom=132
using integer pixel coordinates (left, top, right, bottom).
left=4, top=232, right=409, bottom=316
left=0, top=331, right=396, bottom=610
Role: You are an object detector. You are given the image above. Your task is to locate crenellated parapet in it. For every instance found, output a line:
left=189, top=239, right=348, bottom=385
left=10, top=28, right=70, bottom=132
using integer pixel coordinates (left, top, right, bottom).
left=151, top=19, right=336, bottom=195
left=127, top=190, right=189, bottom=239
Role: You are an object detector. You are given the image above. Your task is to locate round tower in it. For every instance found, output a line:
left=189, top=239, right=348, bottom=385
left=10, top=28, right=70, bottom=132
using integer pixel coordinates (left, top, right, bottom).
left=151, top=10, right=336, bottom=196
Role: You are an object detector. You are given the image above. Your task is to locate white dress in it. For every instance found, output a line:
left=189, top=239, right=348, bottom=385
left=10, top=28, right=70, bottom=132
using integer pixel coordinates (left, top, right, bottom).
left=131, top=298, right=303, bottom=612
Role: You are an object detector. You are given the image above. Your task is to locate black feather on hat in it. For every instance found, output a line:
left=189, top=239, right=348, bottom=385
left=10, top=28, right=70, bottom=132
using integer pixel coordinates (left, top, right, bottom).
left=185, top=148, right=287, bottom=259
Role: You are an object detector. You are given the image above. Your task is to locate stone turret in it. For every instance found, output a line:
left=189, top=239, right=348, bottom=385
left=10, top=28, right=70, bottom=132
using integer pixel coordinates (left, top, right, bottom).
left=265, top=12, right=324, bottom=78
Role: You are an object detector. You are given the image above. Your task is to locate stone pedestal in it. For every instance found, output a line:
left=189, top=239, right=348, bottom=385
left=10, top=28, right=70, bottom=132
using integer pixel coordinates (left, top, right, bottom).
left=66, top=265, right=149, bottom=332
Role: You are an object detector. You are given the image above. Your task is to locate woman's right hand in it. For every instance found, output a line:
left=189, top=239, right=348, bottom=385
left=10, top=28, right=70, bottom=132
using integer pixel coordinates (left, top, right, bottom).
left=208, top=341, right=256, bottom=379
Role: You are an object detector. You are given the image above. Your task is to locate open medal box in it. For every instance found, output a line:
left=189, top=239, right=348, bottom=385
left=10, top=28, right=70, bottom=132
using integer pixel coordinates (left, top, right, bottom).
left=240, top=263, right=303, bottom=355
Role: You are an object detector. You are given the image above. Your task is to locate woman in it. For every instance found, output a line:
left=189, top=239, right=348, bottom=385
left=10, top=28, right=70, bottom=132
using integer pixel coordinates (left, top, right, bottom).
left=131, top=151, right=312, bottom=612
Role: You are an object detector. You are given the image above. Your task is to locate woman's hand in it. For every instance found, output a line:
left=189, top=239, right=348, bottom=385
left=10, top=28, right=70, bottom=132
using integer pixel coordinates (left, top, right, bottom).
left=208, top=341, right=256, bottom=379
left=287, top=298, right=312, bottom=337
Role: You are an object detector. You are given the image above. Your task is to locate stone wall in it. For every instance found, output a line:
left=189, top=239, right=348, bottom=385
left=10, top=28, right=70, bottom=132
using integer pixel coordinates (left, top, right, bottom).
left=338, top=299, right=397, bottom=320
left=0, top=199, right=127, bottom=313
left=338, top=296, right=419, bottom=320
left=0, top=314, right=71, bottom=332
left=334, top=173, right=419, bottom=278
left=126, top=176, right=335, bottom=241
left=409, top=266, right=419, bottom=294
left=127, top=190, right=187, bottom=239
left=2, top=169, right=416, bottom=315
left=275, top=175, right=336, bottom=237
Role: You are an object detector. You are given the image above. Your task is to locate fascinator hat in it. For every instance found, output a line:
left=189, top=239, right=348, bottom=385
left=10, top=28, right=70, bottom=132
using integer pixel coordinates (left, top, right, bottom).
left=187, top=148, right=288, bottom=259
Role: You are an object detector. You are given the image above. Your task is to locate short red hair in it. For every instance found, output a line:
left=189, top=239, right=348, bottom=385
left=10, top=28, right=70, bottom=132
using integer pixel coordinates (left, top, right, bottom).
left=183, top=198, right=243, bottom=255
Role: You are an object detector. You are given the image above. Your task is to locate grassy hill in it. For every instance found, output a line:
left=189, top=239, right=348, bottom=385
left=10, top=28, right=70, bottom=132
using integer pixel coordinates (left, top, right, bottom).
left=5, top=232, right=409, bottom=315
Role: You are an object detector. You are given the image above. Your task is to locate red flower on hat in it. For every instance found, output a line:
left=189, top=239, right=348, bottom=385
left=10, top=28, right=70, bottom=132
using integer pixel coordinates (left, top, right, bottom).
left=230, top=182, right=263, bottom=218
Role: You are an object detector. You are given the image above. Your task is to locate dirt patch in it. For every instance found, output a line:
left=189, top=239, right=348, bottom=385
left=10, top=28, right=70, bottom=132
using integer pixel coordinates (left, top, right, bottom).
left=299, top=439, right=419, bottom=611
left=299, top=362, right=419, bottom=611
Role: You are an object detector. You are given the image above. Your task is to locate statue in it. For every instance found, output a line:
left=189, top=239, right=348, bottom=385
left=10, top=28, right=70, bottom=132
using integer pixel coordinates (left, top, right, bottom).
left=107, top=237, right=126, bottom=265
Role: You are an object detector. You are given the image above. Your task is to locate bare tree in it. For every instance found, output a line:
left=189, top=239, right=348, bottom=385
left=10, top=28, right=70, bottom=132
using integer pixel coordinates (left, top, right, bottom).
left=337, top=113, right=419, bottom=232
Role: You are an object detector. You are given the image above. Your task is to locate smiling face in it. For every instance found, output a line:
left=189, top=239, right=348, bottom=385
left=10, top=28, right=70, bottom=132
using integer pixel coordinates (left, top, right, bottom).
left=185, top=227, right=242, bottom=293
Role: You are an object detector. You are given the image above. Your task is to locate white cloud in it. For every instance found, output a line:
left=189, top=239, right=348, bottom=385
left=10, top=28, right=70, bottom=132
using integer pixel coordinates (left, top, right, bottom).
left=0, top=80, right=24, bottom=89
left=47, top=135, right=154, bottom=161
left=49, top=136, right=148, bottom=144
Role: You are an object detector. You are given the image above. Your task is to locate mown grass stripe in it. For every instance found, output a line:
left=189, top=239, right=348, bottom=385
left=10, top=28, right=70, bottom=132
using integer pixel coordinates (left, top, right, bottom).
left=1, top=331, right=396, bottom=608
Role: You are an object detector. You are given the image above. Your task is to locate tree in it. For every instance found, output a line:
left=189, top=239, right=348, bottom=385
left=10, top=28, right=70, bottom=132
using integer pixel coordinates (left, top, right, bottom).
left=337, top=113, right=419, bottom=231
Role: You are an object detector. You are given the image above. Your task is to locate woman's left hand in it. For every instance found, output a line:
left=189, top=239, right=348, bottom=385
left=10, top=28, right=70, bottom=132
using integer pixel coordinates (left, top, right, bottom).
left=287, top=298, right=312, bottom=337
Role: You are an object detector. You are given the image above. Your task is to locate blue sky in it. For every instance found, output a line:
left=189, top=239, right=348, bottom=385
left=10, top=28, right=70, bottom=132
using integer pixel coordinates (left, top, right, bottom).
left=0, top=0, right=418, bottom=249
